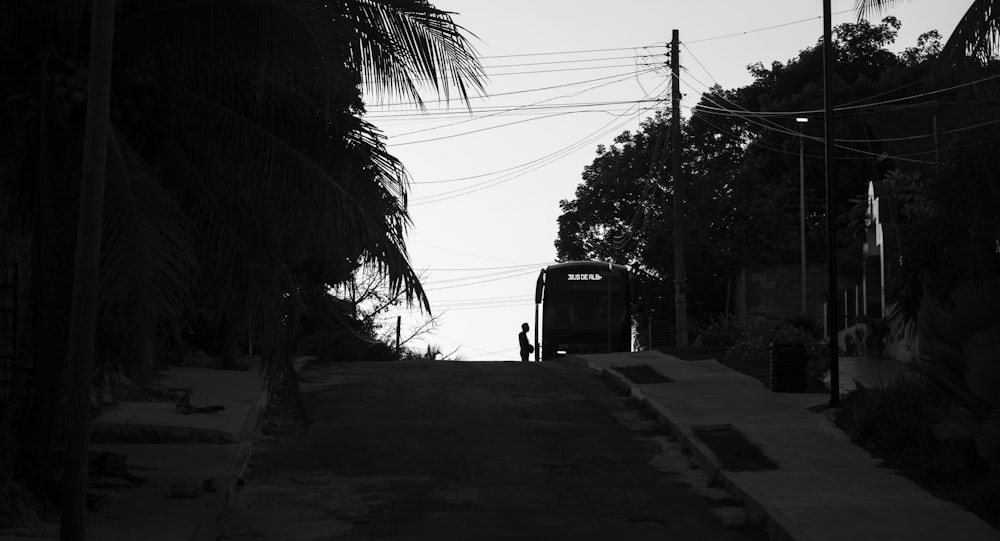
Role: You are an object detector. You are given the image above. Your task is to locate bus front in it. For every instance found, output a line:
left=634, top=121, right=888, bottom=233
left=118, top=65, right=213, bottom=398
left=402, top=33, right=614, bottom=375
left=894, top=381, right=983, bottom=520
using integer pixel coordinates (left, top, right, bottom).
left=538, top=263, right=630, bottom=360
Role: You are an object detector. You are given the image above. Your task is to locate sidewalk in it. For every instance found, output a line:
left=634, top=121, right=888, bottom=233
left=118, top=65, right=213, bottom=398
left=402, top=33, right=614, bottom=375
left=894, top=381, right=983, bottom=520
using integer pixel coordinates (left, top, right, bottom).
left=0, top=357, right=301, bottom=541
left=567, top=351, right=1000, bottom=541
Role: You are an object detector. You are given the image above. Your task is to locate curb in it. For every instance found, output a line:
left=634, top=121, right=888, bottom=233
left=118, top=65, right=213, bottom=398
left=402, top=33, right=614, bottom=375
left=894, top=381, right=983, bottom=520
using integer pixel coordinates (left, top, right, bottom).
left=591, top=360, right=812, bottom=541
left=190, top=379, right=266, bottom=541
left=189, top=356, right=313, bottom=541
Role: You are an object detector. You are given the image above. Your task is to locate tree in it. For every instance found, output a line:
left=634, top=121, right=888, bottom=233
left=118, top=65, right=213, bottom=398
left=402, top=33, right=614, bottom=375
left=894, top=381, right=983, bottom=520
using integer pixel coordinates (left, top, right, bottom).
left=554, top=16, right=969, bottom=337
left=0, top=0, right=485, bottom=536
left=555, top=110, right=743, bottom=333
left=857, top=0, right=1000, bottom=60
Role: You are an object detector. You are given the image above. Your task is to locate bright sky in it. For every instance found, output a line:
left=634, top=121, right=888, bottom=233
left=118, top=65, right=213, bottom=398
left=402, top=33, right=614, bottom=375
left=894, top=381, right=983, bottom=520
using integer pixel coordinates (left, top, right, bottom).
left=369, top=0, right=968, bottom=361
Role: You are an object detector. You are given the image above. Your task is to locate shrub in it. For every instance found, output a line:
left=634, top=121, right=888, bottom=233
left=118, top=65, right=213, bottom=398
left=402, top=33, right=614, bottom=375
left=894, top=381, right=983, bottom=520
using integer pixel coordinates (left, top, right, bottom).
left=722, top=314, right=827, bottom=374
left=834, top=378, right=939, bottom=457
left=298, top=330, right=400, bottom=363
left=700, top=313, right=742, bottom=347
left=833, top=377, right=1000, bottom=530
left=783, top=313, right=822, bottom=339
left=0, top=478, right=38, bottom=527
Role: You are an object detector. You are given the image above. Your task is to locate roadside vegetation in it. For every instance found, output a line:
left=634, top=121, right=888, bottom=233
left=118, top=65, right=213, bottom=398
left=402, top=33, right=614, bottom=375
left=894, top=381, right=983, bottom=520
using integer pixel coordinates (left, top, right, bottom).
left=834, top=377, right=1000, bottom=530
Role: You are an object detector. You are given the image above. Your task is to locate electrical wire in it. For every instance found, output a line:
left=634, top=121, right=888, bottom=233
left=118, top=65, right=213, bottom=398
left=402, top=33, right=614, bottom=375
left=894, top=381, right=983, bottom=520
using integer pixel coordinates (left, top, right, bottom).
left=388, top=101, right=663, bottom=146
left=423, top=269, right=540, bottom=291
left=408, top=103, right=664, bottom=205
left=684, top=8, right=855, bottom=44
left=382, top=68, right=660, bottom=138
left=408, top=81, right=669, bottom=205
left=678, top=60, right=942, bottom=164
left=421, top=266, right=544, bottom=286
left=475, top=44, right=665, bottom=60
left=480, top=54, right=664, bottom=70
left=421, top=263, right=549, bottom=271
left=367, top=66, right=667, bottom=109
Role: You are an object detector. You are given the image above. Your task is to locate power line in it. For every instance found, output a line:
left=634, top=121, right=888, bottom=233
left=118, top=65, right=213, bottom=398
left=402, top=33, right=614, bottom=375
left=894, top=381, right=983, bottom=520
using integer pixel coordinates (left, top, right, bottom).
left=422, top=267, right=544, bottom=286
left=421, top=263, right=548, bottom=272
left=677, top=59, right=942, bottom=164
left=685, top=8, right=855, bottom=44
left=473, top=61, right=663, bottom=78
left=408, top=80, right=669, bottom=205
left=408, top=101, right=664, bottom=205
left=475, top=44, right=666, bottom=60
left=411, top=96, right=668, bottom=206
left=387, top=100, right=662, bottom=146
left=368, top=67, right=666, bottom=109
left=481, top=53, right=664, bottom=70
left=423, top=269, right=539, bottom=291
left=380, top=68, right=659, bottom=138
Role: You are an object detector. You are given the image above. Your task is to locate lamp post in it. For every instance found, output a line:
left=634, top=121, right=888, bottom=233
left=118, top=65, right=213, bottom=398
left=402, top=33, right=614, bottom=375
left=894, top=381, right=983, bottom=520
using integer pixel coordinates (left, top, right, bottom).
left=796, top=117, right=808, bottom=315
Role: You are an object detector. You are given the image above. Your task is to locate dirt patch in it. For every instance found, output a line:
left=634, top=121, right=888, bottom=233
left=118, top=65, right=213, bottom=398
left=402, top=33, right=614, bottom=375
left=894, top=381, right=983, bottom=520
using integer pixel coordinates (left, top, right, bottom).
left=691, top=425, right=779, bottom=472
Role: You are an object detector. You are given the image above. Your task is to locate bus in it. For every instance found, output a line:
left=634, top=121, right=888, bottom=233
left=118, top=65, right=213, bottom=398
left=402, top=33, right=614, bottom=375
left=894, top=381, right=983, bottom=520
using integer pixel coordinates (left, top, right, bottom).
left=533, top=261, right=632, bottom=361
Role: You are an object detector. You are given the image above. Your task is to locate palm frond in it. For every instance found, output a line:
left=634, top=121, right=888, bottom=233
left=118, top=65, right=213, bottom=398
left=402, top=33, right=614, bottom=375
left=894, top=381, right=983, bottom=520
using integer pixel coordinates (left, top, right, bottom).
left=854, top=0, right=908, bottom=20
left=100, top=127, right=197, bottom=332
left=945, top=0, right=1000, bottom=60
left=164, top=89, right=384, bottom=254
left=161, top=135, right=293, bottom=347
left=332, top=0, right=487, bottom=106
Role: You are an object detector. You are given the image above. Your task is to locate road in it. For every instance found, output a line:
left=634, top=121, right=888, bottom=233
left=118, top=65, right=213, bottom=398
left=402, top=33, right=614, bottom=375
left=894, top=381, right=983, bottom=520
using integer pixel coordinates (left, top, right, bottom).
left=220, top=360, right=771, bottom=540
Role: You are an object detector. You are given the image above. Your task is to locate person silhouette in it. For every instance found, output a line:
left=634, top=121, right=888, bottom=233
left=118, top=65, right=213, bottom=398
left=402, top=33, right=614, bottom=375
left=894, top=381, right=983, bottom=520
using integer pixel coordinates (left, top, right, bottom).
left=518, top=322, right=534, bottom=362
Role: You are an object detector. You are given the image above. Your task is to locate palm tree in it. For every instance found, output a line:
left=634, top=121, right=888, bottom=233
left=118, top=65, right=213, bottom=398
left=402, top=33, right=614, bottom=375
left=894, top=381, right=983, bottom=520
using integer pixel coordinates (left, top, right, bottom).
left=1, top=0, right=485, bottom=536
left=856, top=0, right=1000, bottom=59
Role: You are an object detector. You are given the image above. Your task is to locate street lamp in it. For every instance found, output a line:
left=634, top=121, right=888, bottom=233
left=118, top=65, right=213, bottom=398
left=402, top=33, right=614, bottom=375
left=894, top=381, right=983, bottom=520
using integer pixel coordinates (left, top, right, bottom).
left=796, top=117, right=808, bottom=316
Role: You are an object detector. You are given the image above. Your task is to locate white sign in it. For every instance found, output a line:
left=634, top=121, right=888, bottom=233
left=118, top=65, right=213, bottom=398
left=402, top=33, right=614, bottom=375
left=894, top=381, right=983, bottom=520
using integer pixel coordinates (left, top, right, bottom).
left=567, top=273, right=604, bottom=281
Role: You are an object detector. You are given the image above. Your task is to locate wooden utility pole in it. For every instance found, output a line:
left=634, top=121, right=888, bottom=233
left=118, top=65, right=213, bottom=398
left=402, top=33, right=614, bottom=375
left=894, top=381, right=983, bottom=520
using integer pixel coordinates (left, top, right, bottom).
left=63, top=1, right=116, bottom=538
left=670, top=29, right=688, bottom=347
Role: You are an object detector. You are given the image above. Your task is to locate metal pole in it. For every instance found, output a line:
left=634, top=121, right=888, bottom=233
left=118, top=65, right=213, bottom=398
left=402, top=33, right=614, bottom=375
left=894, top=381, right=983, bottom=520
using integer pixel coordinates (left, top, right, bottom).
left=534, top=302, right=539, bottom=362
left=607, top=267, right=612, bottom=352
left=823, top=0, right=841, bottom=408
left=799, top=123, right=807, bottom=315
left=671, top=29, right=688, bottom=348
left=395, top=315, right=401, bottom=352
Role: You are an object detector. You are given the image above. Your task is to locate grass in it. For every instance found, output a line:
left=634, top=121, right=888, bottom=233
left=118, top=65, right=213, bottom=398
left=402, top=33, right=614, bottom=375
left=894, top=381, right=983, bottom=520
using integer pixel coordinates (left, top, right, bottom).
left=833, top=378, right=1000, bottom=531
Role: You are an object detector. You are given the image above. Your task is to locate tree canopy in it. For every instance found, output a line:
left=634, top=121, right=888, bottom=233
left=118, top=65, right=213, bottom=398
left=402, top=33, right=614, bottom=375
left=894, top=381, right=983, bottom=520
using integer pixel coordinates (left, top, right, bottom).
left=555, top=16, right=999, bottom=331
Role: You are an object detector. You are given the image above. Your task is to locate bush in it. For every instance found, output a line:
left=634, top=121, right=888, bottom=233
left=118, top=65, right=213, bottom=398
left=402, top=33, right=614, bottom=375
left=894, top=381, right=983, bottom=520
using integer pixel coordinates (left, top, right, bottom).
left=833, top=377, right=1000, bottom=530
left=834, top=378, right=939, bottom=457
left=783, top=313, right=822, bottom=339
left=700, top=314, right=742, bottom=347
left=298, top=330, right=401, bottom=363
left=0, top=478, right=38, bottom=527
left=722, top=314, right=827, bottom=374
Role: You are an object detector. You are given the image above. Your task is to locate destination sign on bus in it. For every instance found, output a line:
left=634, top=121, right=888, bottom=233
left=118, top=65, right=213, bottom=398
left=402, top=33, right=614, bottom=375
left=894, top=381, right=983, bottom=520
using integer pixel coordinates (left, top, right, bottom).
left=566, top=273, right=604, bottom=281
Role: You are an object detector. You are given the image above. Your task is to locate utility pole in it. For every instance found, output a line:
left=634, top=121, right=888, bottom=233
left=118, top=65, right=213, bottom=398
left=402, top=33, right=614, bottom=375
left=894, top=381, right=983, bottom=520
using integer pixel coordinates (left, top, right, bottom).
left=670, top=29, right=688, bottom=347
left=63, top=1, right=116, bottom=538
left=823, top=0, right=841, bottom=408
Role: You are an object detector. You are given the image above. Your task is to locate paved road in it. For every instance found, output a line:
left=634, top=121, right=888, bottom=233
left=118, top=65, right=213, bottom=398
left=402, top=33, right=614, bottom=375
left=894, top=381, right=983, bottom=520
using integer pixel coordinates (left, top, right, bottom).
left=221, top=360, right=771, bottom=540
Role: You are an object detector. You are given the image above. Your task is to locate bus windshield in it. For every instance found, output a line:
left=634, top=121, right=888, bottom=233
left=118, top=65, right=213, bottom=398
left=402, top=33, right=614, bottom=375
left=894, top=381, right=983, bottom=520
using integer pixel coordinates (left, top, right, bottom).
left=535, top=261, right=631, bottom=360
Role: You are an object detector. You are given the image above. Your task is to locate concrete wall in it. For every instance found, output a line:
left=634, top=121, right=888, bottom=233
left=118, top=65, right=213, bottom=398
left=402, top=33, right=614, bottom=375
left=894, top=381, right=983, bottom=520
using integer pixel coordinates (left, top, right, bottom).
left=735, top=264, right=830, bottom=320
